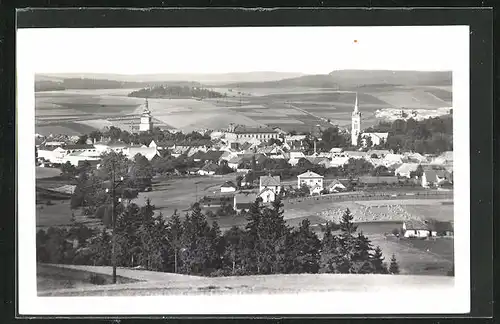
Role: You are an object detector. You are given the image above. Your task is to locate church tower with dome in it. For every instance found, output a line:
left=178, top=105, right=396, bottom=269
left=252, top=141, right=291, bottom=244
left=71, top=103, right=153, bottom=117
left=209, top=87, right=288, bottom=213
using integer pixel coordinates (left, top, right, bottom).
left=139, top=99, right=153, bottom=132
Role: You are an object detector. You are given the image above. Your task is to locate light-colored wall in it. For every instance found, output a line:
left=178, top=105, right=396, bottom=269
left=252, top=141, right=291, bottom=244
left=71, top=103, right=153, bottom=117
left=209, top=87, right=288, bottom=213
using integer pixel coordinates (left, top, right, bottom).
left=297, top=177, right=323, bottom=189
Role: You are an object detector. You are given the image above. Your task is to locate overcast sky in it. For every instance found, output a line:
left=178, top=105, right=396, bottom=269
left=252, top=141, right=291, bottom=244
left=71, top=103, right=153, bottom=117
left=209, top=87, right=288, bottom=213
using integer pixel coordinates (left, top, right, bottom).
left=19, top=26, right=467, bottom=74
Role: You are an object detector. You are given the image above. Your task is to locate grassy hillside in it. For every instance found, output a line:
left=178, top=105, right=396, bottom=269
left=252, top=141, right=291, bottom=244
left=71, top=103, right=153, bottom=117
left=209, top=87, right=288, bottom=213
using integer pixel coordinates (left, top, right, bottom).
left=36, top=72, right=305, bottom=85
left=39, top=264, right=454, bottom=296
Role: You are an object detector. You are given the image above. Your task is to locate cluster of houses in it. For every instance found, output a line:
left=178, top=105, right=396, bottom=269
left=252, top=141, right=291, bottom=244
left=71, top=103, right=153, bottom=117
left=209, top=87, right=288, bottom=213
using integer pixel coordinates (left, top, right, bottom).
left=36, top=139, right=161, bottom=167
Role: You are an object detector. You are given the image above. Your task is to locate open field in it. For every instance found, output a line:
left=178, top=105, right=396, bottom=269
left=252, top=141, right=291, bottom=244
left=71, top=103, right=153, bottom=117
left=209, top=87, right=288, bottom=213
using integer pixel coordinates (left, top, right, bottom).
left=38, top=263, right=454, bottom=296
left=371, top=237, right=453, bottom=276
left=35, top=82, right=452, bottom=134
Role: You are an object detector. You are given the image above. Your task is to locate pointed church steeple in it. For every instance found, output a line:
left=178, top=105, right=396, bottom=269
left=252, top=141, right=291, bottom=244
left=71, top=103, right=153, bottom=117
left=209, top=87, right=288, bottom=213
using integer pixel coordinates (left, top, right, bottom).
left=354, top=92, right=359, bottom=113
left=351, top=92, right=361, bottom=146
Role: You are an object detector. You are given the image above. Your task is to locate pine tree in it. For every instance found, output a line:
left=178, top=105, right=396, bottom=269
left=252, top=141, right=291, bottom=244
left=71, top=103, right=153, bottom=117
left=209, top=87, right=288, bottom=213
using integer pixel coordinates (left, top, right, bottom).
left=389, top=254, right=400, bottom=274
left=371, top=246, right=388, bottom=274
left=286, top=219, right=321, bottom=273
left=352, top=232, right=374, bottom=274
left=319, top=228, right=339, bottom=273
left=166, top=210, right=183, bottom=273
left=336, top=209, right=359, bottom=273
left=223, top=226, right=246, bottom=275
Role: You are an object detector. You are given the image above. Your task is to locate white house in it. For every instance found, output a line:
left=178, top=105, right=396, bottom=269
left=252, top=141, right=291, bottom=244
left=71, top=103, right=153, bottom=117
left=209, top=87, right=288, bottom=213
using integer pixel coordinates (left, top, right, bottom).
left=297, top=170, right=324, bottom=191
left=37, top=146, right=67, bottom=164
left=259, top=175, right=281, bottom=201
left=220, top=181, right=237, bottom=193
left=402, top=220, right=435, bottom=238
left=258, top=188, right=276, bottom=203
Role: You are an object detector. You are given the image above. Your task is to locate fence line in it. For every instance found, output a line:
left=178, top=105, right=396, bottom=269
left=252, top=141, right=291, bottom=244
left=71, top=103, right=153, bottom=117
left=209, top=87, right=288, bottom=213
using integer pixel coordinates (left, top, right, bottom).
left=285, top=191, right=453, bottom=204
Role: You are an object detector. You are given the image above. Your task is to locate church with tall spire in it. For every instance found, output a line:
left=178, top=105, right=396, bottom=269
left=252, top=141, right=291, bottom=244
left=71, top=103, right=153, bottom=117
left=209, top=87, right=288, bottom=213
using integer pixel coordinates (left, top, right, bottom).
left=351, top=92, right=361, bottom=146
left=139, top=98, right=153, bottom=132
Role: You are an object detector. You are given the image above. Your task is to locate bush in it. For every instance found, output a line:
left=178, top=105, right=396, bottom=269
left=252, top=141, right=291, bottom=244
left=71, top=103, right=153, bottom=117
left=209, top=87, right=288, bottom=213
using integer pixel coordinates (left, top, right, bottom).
left=46, top=200, right=54, bottom=206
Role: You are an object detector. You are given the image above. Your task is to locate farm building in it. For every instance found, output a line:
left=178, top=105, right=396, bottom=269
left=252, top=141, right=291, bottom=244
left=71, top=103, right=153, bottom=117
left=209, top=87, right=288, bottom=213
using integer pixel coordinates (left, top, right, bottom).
left=233, top=192, right=258, bottom=212
left=297, top=170, right=324, bottom=191
left=259, top=175, right=281, bottom=196
left=421, top=170, right=452, bottom=188
left=402, top=220, right=434, bottom=238
left=430, top=221, right=454, bottom=237
left=327, top=179, right=347, bottom=193
left=220, top=181, right=237, bottom=193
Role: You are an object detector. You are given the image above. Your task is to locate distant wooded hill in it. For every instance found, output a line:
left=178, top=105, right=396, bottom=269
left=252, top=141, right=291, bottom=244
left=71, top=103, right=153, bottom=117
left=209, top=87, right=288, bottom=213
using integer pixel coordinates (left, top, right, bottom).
left=128, top=85, right=225, bottom=99
left=215, top=70, right=452, bottom=89
left=34, top=78, right=200, bottom=92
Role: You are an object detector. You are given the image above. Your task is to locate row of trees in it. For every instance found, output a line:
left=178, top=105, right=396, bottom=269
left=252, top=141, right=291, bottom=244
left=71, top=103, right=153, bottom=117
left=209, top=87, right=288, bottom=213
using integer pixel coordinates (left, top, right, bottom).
left=129, top=85, right=225, bottom=99
left=78, top=126, right=211, bottom=146
left=37, top=197, right=401, bottom=276
left=364, top=116, right=453, bottom=154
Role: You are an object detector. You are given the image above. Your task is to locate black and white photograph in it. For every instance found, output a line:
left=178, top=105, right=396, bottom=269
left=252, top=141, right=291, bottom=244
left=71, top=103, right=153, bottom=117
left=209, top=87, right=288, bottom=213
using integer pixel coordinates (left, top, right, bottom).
left=17, top=23, right=471, bottom=315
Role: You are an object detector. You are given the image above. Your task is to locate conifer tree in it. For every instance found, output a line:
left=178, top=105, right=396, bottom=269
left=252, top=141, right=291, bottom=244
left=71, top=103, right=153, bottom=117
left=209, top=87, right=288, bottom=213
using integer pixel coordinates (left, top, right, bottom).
left=223, top=226, right=246, bottom=275
left=371, top=246, right=388, bottom=274
left=336, top=209, right=358, bottom=273
left=319, top=227, right=339, bottom=273
left=286, top=219, right=321, bottom=273
left=352, top=232, right=375, bottom=274
left=389, top=254, right=400, bottom=274
left=165, top=210, right=183, bottom=273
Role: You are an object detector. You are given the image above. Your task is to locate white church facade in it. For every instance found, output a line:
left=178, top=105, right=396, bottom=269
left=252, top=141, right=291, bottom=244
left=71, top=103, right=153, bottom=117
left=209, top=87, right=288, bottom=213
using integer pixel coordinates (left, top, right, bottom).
left=139, top=99, right=153, bottom=133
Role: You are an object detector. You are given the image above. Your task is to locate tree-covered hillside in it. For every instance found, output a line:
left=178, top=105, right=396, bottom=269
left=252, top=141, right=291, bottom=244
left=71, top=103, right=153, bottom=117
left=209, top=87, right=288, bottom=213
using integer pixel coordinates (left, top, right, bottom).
left=128, top=85, right=225, bottom=99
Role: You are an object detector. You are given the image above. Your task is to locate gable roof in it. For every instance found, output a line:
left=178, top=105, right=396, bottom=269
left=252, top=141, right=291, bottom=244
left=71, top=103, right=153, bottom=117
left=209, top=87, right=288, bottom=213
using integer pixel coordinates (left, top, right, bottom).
left=231, top=125, right=276, bottom=134
left=297, top=170, right=323, bottom=178
left=64, top=144, right=96, bottom=150
left=404, top=220, right=431, bottom=231
left=258, top=187, right=277, bottom=196
left=260, top=175, right=281, bottom=187
left=327, top=179, right=346, bottom=189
